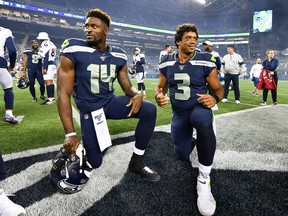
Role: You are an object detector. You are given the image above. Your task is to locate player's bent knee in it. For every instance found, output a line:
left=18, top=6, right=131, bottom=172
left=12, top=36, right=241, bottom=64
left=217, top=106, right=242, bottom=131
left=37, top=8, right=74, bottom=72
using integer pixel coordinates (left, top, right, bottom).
left=140, top=101, right=156, bottom=120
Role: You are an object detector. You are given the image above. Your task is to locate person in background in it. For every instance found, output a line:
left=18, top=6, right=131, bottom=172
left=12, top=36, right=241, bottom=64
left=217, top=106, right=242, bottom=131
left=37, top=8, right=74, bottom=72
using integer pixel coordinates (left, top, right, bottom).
left=132, top=47, right=147, bottom=99
left=159, top=44, right=172, bottom=62
left=0, top=26, right=19, bottom=124
left=260, top=49, right=279, bottom=106
left=221, top=45, right=244, bottom=104
left=202, top=40, right=221, bottom=111
left=56, top=8, right=160, bottom=193
left=37, top=32, right=57, bottom=105
left=22, top=40, right=46, bottom=102
left=250, top=58, right=262, bottom=97
left=156, top=23, right=224, bottom=216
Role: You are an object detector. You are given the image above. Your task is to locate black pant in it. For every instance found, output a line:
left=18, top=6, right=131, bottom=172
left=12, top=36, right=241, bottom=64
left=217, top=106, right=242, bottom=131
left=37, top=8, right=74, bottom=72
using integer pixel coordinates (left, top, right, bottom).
left=263, top=72, right=278, bottom=103
left=224, top=73, right=240, bottom=100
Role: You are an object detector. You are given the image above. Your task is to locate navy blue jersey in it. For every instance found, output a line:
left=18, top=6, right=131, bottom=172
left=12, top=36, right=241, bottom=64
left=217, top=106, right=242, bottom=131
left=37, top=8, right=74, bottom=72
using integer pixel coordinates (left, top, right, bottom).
left=159, top=52, right=216, bottom=111
left=23, top=49, right=42, bottom=72
left=132, top=53, right=145, bottom=73
left=262, top=58, right=278, bottom=72
left=60, top=38, right=128, bottom=112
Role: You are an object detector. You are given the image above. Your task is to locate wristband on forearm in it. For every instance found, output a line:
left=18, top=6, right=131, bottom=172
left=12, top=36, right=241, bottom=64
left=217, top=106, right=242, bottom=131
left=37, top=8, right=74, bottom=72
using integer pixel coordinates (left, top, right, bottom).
left=212, top=95, right=220, bottom=104
left=65, top=132, right=76, bottom=138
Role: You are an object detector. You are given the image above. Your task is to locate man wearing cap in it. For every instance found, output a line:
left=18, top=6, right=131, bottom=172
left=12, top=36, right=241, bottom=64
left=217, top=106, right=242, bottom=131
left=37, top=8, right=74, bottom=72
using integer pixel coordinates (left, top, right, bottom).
left=202, top=40, right=221, bottom=111
left=133, top=47, right=147, bottom=99
left=22, top=40, right=45, bottom=102
left=202, top=41, right=221, bottom=71
left=37, top=32, right=57, bottom=105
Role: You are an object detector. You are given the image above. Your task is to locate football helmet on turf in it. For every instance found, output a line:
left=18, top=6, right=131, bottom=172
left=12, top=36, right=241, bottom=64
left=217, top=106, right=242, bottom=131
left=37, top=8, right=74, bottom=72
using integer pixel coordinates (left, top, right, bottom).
left=17, top=77, right=30, bottom=89
left=128, top=65, right=136, bottom=75
left=49, top=144, right=92, bottom=194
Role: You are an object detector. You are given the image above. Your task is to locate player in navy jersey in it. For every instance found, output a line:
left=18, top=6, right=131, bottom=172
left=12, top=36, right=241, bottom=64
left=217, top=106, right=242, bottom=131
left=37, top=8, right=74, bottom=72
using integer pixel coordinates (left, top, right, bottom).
left=22, top=40, right=45, bottom=102
left=155, top=24, right=224, bottom=216
left=56, top=8, right=160, bottom=190
left=132, top=47, right=147, bottom=98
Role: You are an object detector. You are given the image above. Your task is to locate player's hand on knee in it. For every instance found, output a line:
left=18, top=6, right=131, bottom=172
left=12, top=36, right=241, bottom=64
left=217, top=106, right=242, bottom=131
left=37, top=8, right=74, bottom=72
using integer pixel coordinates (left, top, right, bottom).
left=197, top=93, right=216, bottom=108
left=126, top=94, right=142, bottom=117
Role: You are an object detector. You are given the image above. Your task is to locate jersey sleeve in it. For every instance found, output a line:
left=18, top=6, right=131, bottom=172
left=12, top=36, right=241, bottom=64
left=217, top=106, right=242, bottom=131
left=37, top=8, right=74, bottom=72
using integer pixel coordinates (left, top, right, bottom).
left=5, top=36, right=17, bottom=68
left=59, top=39, right=77, bottom=64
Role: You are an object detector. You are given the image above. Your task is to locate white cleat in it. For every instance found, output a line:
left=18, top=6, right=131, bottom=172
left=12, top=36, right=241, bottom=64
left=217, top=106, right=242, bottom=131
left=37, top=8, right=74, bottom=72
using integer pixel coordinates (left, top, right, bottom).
left=197, top=176, right=216, bottom=216
left=221, top=98, right=228, bottom=103
left=0, top=189, right=26, bottom=216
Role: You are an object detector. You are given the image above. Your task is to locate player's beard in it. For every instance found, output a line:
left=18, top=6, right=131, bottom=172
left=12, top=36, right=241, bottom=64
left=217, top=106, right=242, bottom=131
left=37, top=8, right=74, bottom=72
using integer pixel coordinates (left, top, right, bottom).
left=86, top=37, right=103, bottom=48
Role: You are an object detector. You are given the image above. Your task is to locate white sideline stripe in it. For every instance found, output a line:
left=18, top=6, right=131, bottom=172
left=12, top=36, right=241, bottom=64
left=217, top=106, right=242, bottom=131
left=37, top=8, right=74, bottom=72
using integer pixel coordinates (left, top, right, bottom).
left=0, top=160, right=52, bottom=190
left=190, top=150, right=288, bottom=172
left=72, top=104, right=80, bottom=126
left=53, top=79, right=81, bottom=127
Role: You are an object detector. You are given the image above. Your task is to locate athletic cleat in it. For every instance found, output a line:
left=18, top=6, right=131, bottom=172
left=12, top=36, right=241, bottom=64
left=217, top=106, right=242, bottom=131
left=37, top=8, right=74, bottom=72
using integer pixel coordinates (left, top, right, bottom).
left=197, top=176, right=216, bottom=216
left=260, top=101, right=267, bottom=106
left=211, top=104, right=218, bottom=111
left=0, top=189, right=26, bottom=215
left=32, top=97, right=37, bottom=102
left=235, top=100, right=241, bottom=104
left=41, top=98, right=56, bottom=105
left=221, top=98, right=228, bottom=103
left=142, top=95, right=147, bottom=99
left=40, top=95, right=47, bottom=100
left=3, top=114, right=19, bottom=124
left=129, top=165, right=160, bottom=182
left=273, top=102, right=278, bottom=107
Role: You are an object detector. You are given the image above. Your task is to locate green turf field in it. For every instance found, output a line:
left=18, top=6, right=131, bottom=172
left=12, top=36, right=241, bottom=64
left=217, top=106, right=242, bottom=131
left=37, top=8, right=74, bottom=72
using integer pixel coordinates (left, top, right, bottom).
left=0, top=78, right=287, bottom=154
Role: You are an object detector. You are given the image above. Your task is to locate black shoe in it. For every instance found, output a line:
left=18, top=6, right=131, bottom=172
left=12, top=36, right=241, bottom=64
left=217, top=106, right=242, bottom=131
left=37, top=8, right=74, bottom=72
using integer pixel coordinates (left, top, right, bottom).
left=129, top=165, right=161, bottom=182
left=32, top=97, right=37, bottom=102
left=40, top=95, right=47, bottom=100
left=41, top=98, right=55, bottom=105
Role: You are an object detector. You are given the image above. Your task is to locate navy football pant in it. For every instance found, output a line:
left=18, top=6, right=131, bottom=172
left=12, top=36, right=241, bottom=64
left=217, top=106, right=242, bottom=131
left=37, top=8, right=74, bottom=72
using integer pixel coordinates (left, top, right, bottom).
left=171, top=105, right=216, bottom=166
left=224, top=73, right=240, bottom=100
left=81, top=95, right=156, bottom=168
left=28, top=70, right=45, bottom=98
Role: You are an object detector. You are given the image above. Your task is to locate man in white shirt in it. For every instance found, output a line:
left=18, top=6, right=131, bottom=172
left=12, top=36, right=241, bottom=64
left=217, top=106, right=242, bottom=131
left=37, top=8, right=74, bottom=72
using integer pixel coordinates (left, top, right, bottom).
left=221, top=45, right=244, bottom=104
left=159, top=44, right=171, bottom=63
left=37, top=32, right=57, bottom=105
left=250, top=58, right=262, bottom=96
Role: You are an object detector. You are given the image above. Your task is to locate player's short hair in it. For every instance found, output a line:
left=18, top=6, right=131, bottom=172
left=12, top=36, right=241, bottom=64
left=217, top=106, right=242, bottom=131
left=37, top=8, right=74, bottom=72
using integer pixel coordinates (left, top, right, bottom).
left=164, top=44, right=171, bottom=49
left=30, top=40, right=37, bottom=44
left=86, top=8, right=111, bottom=27
left=174, top=23, right=198, bottom=48
left=227, top=45, right=235, bottom=49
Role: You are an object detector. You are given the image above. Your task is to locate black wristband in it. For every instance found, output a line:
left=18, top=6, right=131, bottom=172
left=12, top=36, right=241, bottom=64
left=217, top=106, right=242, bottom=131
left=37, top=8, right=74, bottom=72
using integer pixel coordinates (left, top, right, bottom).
left=212, top=95, right=220, bottom=103
left=155, top=93, right=159, bottom=101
